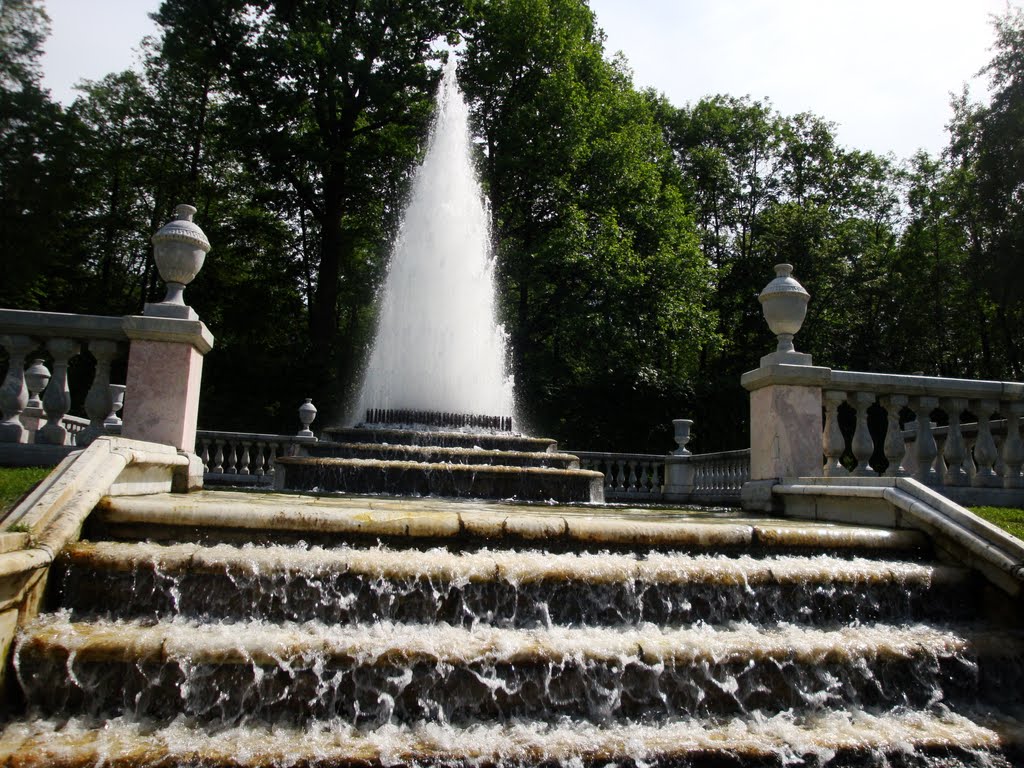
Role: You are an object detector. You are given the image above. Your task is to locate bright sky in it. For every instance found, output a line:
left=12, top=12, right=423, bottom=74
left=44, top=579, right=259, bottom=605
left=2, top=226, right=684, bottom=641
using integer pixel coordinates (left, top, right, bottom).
left=41, top=0, right=1022, bottom=159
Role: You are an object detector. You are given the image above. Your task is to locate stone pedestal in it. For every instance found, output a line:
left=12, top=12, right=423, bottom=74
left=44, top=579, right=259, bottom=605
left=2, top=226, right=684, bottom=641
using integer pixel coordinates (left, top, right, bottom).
left=662, top=455, right=695, bottom=502
left=741, top=364, right=831, bottom=481
left=121, top=315, right=214, bottom=452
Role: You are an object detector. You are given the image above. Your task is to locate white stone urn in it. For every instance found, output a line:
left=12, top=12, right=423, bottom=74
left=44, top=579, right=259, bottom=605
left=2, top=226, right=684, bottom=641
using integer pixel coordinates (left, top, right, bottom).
left=758, top=263, right=810, bottom=354
left=24, top=359, right=50, bottom=409
left=152, top=204, right=211, bottom=306
left=672, top=418, right=693, bottom=456
left=298, top=398, right=318, bottom=439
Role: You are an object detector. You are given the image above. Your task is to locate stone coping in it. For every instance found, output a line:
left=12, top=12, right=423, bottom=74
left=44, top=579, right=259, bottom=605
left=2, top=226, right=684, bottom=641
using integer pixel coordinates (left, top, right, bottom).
left=122, top=315, right=213, bottom=354
left=0, top=309, right=214, bottom=353
left=93, top=490, right=928, bottom=552
left=0, top=308, right=125, bottom=341
left=771, top=476, right=1024, bottom=597
left=742, top=363, right=1024, bottom=400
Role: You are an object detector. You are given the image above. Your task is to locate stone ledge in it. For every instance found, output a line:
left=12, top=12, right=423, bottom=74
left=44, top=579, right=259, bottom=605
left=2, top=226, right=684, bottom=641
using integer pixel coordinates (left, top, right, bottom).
left=122, top=315, right=214, bottom=354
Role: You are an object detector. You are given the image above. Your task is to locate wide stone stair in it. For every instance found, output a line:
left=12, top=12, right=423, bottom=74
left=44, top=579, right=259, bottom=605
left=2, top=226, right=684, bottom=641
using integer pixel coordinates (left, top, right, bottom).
left=2, top=490, right=1024, bottom=767
left=274, top=426, right=605, bottom=503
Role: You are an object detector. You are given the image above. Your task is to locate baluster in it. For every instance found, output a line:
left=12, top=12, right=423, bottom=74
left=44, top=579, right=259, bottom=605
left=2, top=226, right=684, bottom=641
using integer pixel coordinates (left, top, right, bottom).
left=940, top=398, right=968, bottom=486
left=79, top=340, right=118, bottom=446
left=822, top=390, right=848, bottom=476
left=37, top=338, right=80, bottom=445
left=626, top=461, right=639, bottom=494
left=225, top=442, right=238, bottom=474
left=1002, top=402, right=1024, bottom=489
left=615, top=460, right=627, bottom=493
left=849, top=392, right=876, bottom=476
left=972, top=399, right=1000, bottom=487
left=253, top=441, right=267, bottom=476
left=239, top=441, right=252, bottom=475
left=650, top=461, right=661, bottom=494
left=212, top=439, right=225, bottom=473
left=878, top=394, right=907, bottom=476
left=0, top=335, right=34, bottom=443
left=912, top=396, right=939, bottom=484
left=199, top=439, right=211, bottom=471
left=267, top=442, right=280, bottom=477
left=638, top=461, right=650, bottom=494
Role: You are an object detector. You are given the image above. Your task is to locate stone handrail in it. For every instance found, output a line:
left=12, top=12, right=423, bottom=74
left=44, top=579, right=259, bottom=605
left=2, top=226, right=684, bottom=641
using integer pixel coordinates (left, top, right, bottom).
left=685, top=449, right=751, bottom=500
left=0, top=309, right=129, bottom=451
left=743, top=363, right=1024, bottom=507
left=196, top=430, right=315, bottom=485
left=573, top=451, right=664, bottom=499
left=573, top=447, right=751, bottom=505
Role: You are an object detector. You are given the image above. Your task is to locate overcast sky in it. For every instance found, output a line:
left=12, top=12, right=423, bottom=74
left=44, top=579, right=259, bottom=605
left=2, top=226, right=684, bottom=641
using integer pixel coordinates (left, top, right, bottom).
left=41, top=0, right=1023, bottom=159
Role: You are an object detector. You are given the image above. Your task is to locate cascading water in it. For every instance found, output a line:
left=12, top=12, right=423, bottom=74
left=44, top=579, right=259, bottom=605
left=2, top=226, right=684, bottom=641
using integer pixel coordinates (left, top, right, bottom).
left=351, top=58, right=514, bottom=426
left=5, top=492, right=1024, bottom=767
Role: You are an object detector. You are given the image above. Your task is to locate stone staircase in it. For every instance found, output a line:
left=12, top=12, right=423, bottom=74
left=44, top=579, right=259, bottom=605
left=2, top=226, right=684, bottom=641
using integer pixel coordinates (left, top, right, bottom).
left=275, top=427, right=605, bottom=503
left=2, top=490, right=1023, bottom=766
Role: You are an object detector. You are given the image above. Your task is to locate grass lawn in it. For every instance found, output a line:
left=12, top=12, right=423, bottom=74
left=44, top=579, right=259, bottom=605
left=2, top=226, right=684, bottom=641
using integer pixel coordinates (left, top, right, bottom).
left=970, top=506, right=1024, bottom=542
left=0, top=467, right=51, bottom=516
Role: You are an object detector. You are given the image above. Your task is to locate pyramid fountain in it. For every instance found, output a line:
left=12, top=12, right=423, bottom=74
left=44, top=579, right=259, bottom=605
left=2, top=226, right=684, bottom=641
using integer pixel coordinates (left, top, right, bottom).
left=275, top=59, right=604, bottom=503
left=1, top=60, right=1023, bottom=768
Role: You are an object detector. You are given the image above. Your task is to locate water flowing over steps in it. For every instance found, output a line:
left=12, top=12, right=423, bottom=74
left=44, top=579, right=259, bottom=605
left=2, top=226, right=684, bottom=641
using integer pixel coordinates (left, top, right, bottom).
left=276, top=428, right=605, bottom=503
left=2, top=491, right=1024, bottom=767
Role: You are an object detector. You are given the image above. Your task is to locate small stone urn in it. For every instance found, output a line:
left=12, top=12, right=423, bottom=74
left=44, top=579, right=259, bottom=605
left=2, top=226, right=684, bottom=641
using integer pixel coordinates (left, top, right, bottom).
left=24, top=359, right=50, bottom=410
left=672, top=419, right=693, bottom=456
left=297, top=398, right=318, bottom=439
left=758, top=263, right=811, bottom=365
left=149, top=203, right=211, bottom=318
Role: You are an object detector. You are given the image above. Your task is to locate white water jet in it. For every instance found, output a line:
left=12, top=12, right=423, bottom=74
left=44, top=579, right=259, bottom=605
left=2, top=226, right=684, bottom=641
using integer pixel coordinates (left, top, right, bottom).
left=351, top=59, right=515, bottom=426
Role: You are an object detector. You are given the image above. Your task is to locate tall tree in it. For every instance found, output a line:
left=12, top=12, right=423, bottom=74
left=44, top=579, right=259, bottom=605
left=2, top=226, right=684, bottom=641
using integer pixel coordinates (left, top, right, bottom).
left=461, top=0, right=713, bottom=449
left=0, top=0, right=73, bottom=307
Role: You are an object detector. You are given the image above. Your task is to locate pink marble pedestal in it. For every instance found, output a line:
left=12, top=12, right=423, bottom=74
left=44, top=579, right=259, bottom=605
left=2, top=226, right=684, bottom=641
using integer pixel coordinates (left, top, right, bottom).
left=121, top=315, right=214, bottom=452
left=741, top=363, right=831, bottom=481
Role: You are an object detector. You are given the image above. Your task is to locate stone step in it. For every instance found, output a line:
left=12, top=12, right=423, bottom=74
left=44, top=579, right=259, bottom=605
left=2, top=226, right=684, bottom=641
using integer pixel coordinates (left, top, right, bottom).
left=273, top=456, right=605, bottom=502
left=57, top=541, right=977, bottom=626
left=1, top=708, right=1020, bottom=767
left=88, top=490, right=933, bottom=554
left=323, top=427, right=557, bottom=453
left=304, top=440, right=581, bottom=469
left=18, top=615, right=1022, bottom=724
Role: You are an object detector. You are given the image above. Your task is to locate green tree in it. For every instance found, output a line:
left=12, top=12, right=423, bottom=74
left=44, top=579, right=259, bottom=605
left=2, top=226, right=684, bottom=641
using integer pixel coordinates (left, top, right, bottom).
left=945, top=8, right=1024, bottom=379
left=0, top=0, right=74, bottom=307
left=461, top=0, right=713, bottom=449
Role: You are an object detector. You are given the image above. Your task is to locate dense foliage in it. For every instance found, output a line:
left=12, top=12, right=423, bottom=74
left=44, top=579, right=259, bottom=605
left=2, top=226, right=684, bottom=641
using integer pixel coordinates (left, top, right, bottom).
left=3, top=0, right=1024, bottom=451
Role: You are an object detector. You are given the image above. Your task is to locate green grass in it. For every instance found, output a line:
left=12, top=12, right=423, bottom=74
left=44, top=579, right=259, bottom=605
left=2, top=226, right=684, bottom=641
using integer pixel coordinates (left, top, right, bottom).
left=0, top=466, right=51, bottom=516
left=969, top=506, right=1024, bottom=542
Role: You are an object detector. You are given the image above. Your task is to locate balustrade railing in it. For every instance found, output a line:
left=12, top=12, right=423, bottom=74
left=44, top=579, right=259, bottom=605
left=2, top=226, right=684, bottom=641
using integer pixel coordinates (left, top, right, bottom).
left=195, top=431, right=315, bottom=485
left=820, top=371, right=1024, bottom=502
left=574, top=452, right=665, bottom=499
left=0, top=310, right=128, bottom=452
left=573, top=444, right=751, bottom=506
left=686, top=449, right=751, bottom=501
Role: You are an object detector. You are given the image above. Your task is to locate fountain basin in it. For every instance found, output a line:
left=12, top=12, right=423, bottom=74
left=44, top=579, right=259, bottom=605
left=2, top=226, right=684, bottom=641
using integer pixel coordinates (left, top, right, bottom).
left=305, top=441, right=580, bottom=468
left=273, top=456, right=605, bottom=503
left=323, top=426, right=556, bottom=453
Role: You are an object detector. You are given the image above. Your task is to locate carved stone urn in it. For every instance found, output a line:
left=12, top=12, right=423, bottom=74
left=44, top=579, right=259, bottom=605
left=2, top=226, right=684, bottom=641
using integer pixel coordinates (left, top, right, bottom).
left=298, top=398, right=318, bottom=439
left=672, top=419, right=693, bottom=456
left=151, top=204, right=211, bottom=308
left=758, top=263, right=810, bottom=362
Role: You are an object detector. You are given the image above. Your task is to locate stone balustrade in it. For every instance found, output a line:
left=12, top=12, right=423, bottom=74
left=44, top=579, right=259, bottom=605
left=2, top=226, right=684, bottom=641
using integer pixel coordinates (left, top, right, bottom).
left=0, top=310, right=129, bottom=458
left=742, top=362, right=1024, bottom=507
left=574, top=452, right=665, bottom=499
left=684, top=449, right=751, bottom=502
left=817, top=371, right=1024, bottom=501
left=196, top=431, right=314, bottom=486
left=573, top=437, right=751, bottom=506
